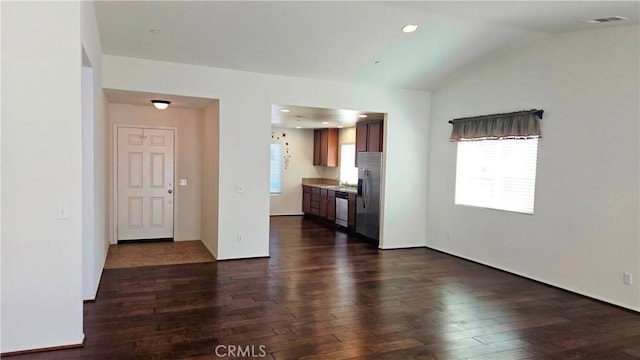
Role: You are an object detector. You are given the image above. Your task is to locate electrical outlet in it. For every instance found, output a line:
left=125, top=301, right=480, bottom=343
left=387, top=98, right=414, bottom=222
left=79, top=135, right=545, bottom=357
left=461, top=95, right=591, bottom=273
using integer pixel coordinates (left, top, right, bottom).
left=235, top=185, right=245, bottom=193
left=623, top=272, right=632, bottom=285
left=237, top=233, right=244, bottom=243
left=179, top=179, right=187, bottom=186
left=446, top=231, right=452, bottom=239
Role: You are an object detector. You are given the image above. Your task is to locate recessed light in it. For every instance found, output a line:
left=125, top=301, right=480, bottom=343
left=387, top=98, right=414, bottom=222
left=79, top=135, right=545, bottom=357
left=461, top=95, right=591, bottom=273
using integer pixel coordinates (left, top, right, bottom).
left=358, top=114, right=368, bottom=118
left=295, top=126, right=302, bottom=129
left=322, top=121, right=329, bottom=125
left=337, top=126, right=344, bottom=128
left=280, top=109, right=290, bottom=113
left=402, top=24, right=418, bottom=33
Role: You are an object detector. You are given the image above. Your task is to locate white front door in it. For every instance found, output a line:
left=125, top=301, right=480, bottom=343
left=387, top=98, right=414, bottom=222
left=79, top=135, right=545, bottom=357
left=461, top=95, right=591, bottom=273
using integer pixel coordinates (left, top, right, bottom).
left=117, top=127, right=175, bottom=240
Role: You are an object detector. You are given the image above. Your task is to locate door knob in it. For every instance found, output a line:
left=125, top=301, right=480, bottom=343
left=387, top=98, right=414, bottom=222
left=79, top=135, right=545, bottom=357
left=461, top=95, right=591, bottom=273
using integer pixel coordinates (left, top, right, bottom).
left=168, top=189, right=173, bottom=194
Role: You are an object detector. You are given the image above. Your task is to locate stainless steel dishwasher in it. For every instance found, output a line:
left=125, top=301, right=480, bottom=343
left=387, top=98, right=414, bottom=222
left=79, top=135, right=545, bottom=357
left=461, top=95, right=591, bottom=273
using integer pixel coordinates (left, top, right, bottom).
left=335, top=191, right=349, bottom=227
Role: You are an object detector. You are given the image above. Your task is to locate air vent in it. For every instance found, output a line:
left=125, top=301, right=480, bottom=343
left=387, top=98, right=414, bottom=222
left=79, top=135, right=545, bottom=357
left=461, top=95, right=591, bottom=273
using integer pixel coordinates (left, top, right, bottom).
left=585, top=16, right=629, bottom=24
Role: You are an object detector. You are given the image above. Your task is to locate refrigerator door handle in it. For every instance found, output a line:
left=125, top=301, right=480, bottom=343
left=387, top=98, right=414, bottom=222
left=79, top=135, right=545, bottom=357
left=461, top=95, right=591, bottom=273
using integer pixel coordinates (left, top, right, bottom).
left=363, top=169, right=368, bottom=209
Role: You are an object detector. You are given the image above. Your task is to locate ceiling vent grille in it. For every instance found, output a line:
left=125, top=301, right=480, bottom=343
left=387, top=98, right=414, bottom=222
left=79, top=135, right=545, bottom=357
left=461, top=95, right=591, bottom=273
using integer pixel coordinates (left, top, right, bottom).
left=585, top=16, right=629, bottom=24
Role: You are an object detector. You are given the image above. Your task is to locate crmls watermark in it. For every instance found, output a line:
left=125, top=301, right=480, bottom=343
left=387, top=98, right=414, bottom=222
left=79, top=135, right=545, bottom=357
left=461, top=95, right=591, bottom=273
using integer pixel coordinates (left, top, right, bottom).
left=214, top=345, right=267, bottom=358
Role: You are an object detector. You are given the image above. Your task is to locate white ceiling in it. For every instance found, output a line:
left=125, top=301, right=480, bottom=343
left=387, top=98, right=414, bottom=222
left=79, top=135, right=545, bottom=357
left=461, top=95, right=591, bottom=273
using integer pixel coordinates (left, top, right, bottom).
left=95, top=1, right=638, bottom=92
left=96, top=1, right=638, bottom=127
left=104, top=89, right=216, bottom=110
left=271, top=104, right=384, bottom=129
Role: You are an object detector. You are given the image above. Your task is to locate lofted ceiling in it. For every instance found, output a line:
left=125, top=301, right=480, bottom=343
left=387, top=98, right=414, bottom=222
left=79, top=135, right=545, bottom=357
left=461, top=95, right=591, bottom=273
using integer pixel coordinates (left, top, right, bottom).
left=271, top=104, right=384, bottom=129
left=95, top=1, right=638, bottom=92
left=95, top=1, right=638, bottom=127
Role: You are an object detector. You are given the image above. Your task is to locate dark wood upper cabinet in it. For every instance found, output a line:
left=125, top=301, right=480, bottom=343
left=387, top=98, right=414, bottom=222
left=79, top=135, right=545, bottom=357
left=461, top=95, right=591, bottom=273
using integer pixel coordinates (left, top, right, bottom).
left=367, top=121, right=383, bottom=152
left=313, top=130, right=322, bottom=166
left=355, top=120, right=383, bottom=166
left=313, top=128, right=339, bottom=167
left=355, top=123, right=368, bottom=156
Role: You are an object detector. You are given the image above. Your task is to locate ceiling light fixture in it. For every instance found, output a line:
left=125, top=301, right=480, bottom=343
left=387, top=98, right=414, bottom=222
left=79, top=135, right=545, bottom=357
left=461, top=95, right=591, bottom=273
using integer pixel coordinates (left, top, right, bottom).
left=358, top=114, right=368, bottom=118
left=322, top=121, right=329, bottom=125
left=295, top=126, right=302, bottom=129
left=402, top=24, right=418, bottom=33
left=151, top=100, right=171, bottom=110
left=280, top=109, right=290, bottom=113
left=337, top=126, right=344, bottom=128
left=585, top=16, right=628, bottom=24
left=374, top=60, right=382, bottom=65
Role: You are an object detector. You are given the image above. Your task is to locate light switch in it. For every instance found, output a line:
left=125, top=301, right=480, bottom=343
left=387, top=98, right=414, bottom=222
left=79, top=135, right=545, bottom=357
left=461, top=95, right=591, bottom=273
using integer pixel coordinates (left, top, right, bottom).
left=179, top=179, right=187, bottom=186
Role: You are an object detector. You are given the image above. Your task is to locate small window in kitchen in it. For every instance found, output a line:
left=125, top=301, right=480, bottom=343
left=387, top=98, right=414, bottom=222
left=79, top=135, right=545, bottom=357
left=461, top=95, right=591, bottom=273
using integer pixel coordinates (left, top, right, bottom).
left=339, top=143, right=358, bottom=185
left=270, top=143, right=282, bottom=194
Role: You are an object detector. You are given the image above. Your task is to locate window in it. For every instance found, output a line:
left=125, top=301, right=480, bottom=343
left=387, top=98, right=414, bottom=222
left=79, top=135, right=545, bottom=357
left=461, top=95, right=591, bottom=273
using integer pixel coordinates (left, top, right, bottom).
left=455, top=138, right=538, bottom=214
left=270, top=143, right=282, bottom=194
left=339, top=143, right=358, bottom=185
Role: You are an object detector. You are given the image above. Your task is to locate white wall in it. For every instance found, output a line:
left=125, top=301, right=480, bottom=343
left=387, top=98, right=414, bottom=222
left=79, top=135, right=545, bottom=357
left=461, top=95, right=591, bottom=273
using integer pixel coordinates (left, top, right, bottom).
left=270, top=128, right=322, bottom=215
left=103, top=55, right=430, bottom=258
left=81, top=60, right=96, bottom=301
left=81, top=0, right=107, bottom=301
left=427, top=25, right=640, bottom=311
left=108, top=103, right=203, bottom=242
left=202, top=101, right=220, bottom=258
left=1, top=1, right=84, bottom=352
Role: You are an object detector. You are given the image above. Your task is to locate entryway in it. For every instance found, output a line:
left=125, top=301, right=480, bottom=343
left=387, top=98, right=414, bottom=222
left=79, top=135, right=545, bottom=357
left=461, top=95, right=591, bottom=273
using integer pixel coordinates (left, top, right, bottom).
left=104, top=240, right=214, bottom=269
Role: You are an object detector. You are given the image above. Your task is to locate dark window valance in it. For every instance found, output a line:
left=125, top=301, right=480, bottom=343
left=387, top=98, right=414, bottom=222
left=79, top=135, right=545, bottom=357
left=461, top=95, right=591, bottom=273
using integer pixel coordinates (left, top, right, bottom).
left=449, top=109, right=543, bottom=142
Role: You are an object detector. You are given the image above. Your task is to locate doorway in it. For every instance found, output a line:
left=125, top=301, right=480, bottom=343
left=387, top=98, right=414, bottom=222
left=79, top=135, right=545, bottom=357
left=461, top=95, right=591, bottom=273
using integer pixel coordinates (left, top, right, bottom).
left=115, top=126, right=175, bottom=241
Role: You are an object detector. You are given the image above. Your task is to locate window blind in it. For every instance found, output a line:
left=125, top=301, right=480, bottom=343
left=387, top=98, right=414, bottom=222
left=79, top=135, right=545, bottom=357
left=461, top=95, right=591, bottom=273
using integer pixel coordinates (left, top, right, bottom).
left=270, top=144, right=282, bottom=194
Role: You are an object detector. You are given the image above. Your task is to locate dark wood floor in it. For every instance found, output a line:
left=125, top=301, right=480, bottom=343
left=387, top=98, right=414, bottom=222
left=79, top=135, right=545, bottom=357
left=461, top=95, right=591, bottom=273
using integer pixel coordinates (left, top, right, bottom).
left=10, top=216, right=640, bottom=359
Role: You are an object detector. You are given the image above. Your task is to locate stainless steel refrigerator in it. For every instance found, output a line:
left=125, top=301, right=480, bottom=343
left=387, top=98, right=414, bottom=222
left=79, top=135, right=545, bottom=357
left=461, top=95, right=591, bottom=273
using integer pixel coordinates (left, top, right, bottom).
left=356, top=152, right=382, bottom=242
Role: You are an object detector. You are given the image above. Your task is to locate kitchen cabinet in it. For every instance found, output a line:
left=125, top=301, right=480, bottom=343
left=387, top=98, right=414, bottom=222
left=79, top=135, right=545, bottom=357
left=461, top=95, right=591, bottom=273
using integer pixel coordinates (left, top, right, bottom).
left=327, top=190, right=336, bottom=222
left=313, top=128, right=339, bottom=167
left=348, top=193, right=356, bottom=228
left=313, top=131, right=321, bottom=165
left=310, top=187, right=320, bottom=215
left=355, top=123, right=368, bottom=156
left=319, top=189, right=328, bottom=218
left=355, top=120, right=383, bottom=166
left=302, top=185, right=348, bottom=227
left=302, top=186, right=311, bottom=213
left=367, top=121, right=383, bottom=152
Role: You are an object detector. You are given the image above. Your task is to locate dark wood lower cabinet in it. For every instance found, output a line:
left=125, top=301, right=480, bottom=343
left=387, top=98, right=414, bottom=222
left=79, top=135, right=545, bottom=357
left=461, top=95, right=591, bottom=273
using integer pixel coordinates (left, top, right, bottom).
left=302, top=186, right=351, bottom=228
left=302, top=186, right=311, bottom=213
left=310, top=187, right=320, bottom=215
left=327, top=190, right=336, bottom=222
left=319, top=189, right=328, bottom=218
left=348, top=193, right=356, bottom=228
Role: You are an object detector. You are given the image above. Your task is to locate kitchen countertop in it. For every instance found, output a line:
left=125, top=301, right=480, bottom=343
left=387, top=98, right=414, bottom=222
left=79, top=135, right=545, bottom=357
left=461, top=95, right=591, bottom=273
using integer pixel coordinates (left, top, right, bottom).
left=301, top=178, right=357, bottom=194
